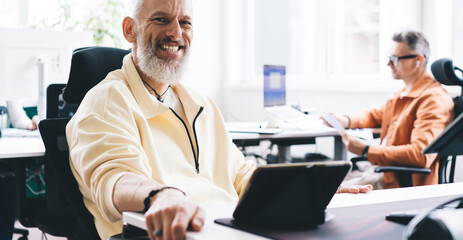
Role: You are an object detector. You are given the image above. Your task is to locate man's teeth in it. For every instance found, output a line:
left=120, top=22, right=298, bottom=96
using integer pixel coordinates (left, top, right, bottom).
left=160, top=45, right=179, bottom=51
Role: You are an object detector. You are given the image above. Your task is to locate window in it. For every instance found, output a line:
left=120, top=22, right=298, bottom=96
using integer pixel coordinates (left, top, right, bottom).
left=0, top=0, right=26, bottom=27
left=452, top=0, right=463, bottom=67
left=0, top=0, right=131, bottom=48
left=230, top=0, right=439, bottom=89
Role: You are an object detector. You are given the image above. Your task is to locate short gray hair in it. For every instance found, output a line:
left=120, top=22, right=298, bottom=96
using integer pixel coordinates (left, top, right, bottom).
left=132, top=0, right=143, bottom=21
left=393, top=31, right=430, bottom=67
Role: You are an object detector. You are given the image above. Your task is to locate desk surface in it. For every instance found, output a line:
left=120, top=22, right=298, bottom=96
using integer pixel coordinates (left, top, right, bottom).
left=229, top=122, right=339, bottom=141
left=124, top=182, right=463, bottom=240
left=228, top=122, right=378, bottom=141
left=0, top=124, right=348, bottom=160
left=0, top=135, right=44, bottom=159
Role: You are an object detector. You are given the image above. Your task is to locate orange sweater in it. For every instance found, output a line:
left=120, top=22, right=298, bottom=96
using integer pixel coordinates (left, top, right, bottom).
left=348, top=73, right=454, bottom=188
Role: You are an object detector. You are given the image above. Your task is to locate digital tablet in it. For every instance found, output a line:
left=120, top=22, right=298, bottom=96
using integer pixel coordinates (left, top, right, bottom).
left=215, top=161, right=351, bottom=231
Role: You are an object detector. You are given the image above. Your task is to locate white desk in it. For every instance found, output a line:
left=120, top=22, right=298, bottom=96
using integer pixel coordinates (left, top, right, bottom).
left=0, top=126, right=341, bottom=161
left=194, top=183, right=463, bottom=239
left=0, top=125, right=348, bottom=162
left=0, top=134, right=44, bottom=159
left=229, top=122, right=378, bottom=163
left=230, top=126, right=346, bottom=162
left=0, top=136, right=44, bottom=159
left=123, top=183, right=463, bottom=240
left=328, top=182, right=463, bottom=208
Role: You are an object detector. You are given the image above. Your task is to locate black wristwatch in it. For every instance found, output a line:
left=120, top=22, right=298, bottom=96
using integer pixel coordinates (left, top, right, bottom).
left=143, top=187, right=186, bottom=212
left=362, top=145, right=370, bottom=157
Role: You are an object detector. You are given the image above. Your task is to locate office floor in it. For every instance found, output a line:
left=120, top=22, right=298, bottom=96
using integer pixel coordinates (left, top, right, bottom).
left=13, top=221, right=66, bottom=240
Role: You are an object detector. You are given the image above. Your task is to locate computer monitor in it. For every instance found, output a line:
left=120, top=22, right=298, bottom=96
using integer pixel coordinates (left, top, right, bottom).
left=263, top=65, right=286, bottom=107
left=0, top=28, right=92, bottom=119
left=423, top=113, right=463, bottom=156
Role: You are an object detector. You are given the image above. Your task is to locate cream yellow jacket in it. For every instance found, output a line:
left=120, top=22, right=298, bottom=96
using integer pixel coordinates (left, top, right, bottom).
left=66, top=54, right=255, bottom=240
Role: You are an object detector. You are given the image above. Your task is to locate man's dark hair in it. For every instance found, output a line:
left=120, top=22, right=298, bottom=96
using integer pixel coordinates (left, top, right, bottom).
left=393, top=31, right=430, bottom=67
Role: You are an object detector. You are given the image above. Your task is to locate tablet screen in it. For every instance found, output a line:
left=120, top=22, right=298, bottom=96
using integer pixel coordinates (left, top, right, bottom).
left=232, top=161, right=351, bottom=228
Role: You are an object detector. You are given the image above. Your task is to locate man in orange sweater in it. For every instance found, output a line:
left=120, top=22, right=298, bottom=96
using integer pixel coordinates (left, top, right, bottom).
left=332, top=31, right=454, bottom=189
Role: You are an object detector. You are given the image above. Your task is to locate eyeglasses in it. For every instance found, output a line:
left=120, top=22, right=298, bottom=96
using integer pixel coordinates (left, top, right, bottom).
left=388, top=54, right=419, bottom=66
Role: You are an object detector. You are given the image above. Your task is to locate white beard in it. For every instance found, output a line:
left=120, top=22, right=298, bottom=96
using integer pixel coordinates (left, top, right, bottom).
left=136, top=36, right=190, bottom=85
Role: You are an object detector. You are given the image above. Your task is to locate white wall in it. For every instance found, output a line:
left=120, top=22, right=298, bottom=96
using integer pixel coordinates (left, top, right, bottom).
left=0, top=28, right=92, bottom=104
left=182, top=0, right=227, bottom=108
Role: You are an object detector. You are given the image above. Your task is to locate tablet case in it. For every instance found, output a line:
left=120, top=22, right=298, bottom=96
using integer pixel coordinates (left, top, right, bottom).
left=215, top=161, right=350, bottom=235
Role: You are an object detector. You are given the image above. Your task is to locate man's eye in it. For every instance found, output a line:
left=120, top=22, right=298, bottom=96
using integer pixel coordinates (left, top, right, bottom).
left=180, top=20, right=192, bottom=27
left=153, top=18, right=167, bottom=23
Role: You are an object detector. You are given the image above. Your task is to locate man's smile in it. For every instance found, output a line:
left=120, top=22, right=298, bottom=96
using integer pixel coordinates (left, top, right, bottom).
left=155, top=42, right=185, bottom=60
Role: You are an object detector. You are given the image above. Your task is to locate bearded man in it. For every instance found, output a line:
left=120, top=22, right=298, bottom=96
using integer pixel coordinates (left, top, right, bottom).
left=66, top=0, right=371, bottom=239
left=66, top=0, right=256, bottom=239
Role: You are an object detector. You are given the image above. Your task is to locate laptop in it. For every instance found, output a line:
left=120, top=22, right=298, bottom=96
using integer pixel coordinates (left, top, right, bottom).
left=263, top=65, right=314, bottom=130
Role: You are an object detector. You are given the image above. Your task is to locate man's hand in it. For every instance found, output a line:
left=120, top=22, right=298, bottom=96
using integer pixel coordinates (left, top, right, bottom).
left=29, top=115, right=40, bottom=130
left=322, top=113, right=350, bottom=129
left=145, top=189, right=206, bottom=240
left=338, top=184, right=373, bottom=194
left=340, top=132, right=367, bottom=156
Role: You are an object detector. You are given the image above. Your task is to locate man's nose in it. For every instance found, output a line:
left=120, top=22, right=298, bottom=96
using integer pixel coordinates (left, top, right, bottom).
left=387, top=60, right=394, bottom=67
left=165, top=20, right=182, bottom=41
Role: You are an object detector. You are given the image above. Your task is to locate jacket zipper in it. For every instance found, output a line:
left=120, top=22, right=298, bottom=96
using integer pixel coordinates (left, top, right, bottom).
left=170, top=106, right=204, bottom=174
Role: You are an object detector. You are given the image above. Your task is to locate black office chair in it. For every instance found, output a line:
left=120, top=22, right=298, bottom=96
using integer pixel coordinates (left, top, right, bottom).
left=350, top=157, right=431, bottom=188
left=430, top=58, right=463, bottom=183
left=46, top=83, right=78, bottom=118
left=35, top=46, right=130, bottom=240
left=351, top=58, right=463, bottom=187
left=39, top=118, right=100, bottom=240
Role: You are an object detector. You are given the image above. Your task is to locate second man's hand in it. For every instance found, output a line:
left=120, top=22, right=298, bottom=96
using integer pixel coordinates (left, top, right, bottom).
left=145, top=189, right=206, bottom=240
left=339, top=132, right=367, bottom=156
left=338, top=184, right=373, bottom=194
left=322, top=113, right=350, bottom=129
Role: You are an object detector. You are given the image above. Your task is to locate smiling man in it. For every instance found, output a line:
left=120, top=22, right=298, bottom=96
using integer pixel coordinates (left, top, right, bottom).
left=67, top=0, right=370, bottom=239
left=66, top=0, right=256, bottom=239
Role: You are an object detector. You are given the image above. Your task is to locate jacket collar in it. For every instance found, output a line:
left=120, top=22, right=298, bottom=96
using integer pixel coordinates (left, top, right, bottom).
left=397, top=73, right=436, bottom=99
left=171, top=84, right=205, bottom=125
left=121, top=54, right=203, bottom=120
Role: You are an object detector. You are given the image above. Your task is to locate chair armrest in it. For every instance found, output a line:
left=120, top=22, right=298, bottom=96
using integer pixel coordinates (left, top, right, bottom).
left=350, top=157, right=368, bottom=170
left=374, top=166, right=431, bottom=174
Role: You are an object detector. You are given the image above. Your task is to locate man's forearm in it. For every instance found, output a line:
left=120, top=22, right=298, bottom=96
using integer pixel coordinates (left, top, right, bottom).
left=113, top=173, right=164, bottom=213
left=367, top=144, right=427, bottom=167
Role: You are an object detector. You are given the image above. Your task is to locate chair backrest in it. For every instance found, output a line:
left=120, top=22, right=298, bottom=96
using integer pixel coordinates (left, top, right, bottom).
left=63, top=46, right=131, bottom=105
left=37, top=47, right=130, bottom=239
left=430, top=58, right=463, bottom=87
left=39, top=118, right=100, bottom=240
left=431, top=58, right=463, bottom=184
left=46, top=83, right=78, bottom=118
left=431, top=58, right=463, bottom=117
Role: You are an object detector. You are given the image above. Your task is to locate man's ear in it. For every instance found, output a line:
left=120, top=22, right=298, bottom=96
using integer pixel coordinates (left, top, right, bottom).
left=122, top=17, right=137, bottom=43
left=417, top=55, right=425, bottom=68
